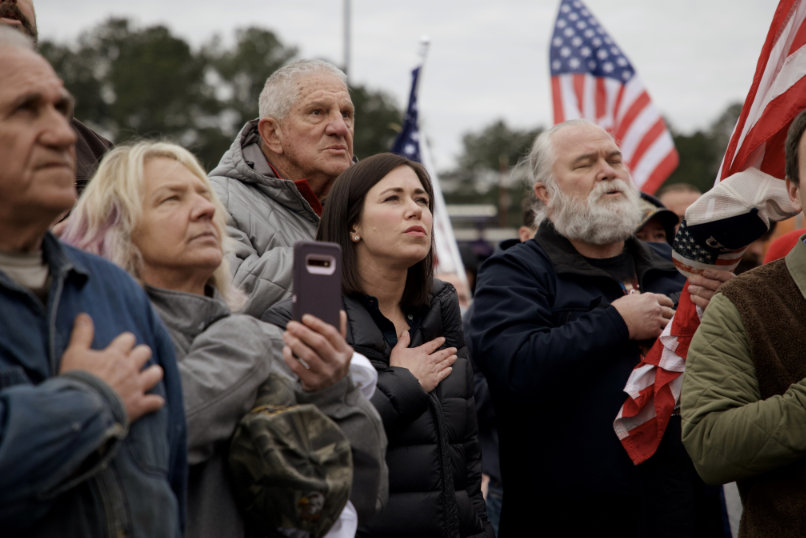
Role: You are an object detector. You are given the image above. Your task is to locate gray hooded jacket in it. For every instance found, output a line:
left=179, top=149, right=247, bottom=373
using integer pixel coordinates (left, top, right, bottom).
left=147, top=285, right=388, bottom=538
left=209, top=120, right=319, bottom=318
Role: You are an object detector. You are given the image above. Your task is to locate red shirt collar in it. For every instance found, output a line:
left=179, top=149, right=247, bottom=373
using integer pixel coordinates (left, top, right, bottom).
left=266, top=161, right=323, bottom=217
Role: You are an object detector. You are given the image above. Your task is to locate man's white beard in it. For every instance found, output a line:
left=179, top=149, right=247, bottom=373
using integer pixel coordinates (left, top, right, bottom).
left=548, top=178, right=644, bottom=246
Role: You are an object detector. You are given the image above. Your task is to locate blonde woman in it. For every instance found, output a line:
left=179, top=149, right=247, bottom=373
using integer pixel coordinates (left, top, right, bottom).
left=61, top=141, right=387, bottom=538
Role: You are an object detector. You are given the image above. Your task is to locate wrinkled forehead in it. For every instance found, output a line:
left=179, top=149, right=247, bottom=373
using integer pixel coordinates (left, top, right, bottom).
left=291, top=73, right=351, bottom=107
left=553, top=124, right=619, bottom=161
left=0, top=48, right=64, bottom=103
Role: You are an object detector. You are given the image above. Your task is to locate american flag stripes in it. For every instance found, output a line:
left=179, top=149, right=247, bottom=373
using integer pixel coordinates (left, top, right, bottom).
left=716, top=0, right=806, bottom=184
left=550, top=0, right=678, bottom=194
left=615, top=0, right=806, bottom=466
left=614, top=291, right=698, bottom=465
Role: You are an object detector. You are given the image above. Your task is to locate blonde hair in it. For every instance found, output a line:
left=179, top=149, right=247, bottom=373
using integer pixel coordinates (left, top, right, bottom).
left=62, top=141, right=245, bottom=309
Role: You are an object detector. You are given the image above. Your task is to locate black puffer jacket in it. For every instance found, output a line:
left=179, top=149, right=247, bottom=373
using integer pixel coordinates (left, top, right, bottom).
left=263, top=280, right=493, bottom=538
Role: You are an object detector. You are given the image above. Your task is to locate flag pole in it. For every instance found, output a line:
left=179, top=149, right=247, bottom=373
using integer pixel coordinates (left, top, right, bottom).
left=343, top=0, right=351, bottom=80
left=413, top=37, right=470, bottom=293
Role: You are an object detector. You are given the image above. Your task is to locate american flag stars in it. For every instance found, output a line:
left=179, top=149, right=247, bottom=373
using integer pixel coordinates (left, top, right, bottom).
left=549, top=0, right=679, bottom=193
left=550, top=0, right=633, bottom=82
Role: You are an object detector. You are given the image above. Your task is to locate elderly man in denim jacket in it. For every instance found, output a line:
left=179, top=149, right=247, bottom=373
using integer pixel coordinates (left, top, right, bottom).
left=0, top=28, right=187, bottom=537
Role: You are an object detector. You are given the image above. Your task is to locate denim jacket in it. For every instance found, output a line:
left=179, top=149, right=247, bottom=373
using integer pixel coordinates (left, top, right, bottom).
left=0, top=233, right=188, bottom=537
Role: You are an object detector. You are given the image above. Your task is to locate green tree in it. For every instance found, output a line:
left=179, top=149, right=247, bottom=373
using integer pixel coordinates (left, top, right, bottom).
left=204, top=27, right=298, bottom=136
left=41, top=18, right=227, bottom=168
left=442, top=119, right=542, bottom=227
left=351, top=85, right=402, bottom=159
left=41, top=17, right=402, bottom=172
left=660, top=102, right=743, bottom=193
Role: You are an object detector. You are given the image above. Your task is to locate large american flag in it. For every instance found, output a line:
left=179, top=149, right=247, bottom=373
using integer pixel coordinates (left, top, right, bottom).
left=615, top=0, right=806, bottom=466
left=550, top=0, right=678, bottom=194
left=716, top=0, right=806, bottom=183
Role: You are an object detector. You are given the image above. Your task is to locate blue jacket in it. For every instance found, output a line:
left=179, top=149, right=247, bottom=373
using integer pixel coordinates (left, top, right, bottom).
left=0, top=233, right=187, bottom=537
left=467, top=222, right=685, bottom=527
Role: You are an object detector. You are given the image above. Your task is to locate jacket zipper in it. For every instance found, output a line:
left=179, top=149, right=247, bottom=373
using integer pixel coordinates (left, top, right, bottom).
left=93, top=469, right=130, bottom=538
left=47, top=273, right=66, bottom=376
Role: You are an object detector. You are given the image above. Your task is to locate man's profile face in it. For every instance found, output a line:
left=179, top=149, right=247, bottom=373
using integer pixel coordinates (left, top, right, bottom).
left=0, top=1, right=37, bottom=43
left=277, top=73, right=355, bottom=185
left=0, top=47, right=77, bottom=226
left=546, top=123, right=631, bottom=205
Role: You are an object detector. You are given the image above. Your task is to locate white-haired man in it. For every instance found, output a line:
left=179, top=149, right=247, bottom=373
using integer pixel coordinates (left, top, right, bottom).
left=468, top=120, right=729, bottom=537
left=0, top=0, right=113, bottom=193
left=209, top=59, right=354, bottom=317
left=0, top=26, right=186, bottom=536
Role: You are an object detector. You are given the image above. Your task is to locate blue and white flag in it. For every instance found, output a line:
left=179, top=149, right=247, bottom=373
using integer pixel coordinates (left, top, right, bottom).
left=391, top=65, right=422, bottom=162
left=392, top=46, right=467, bottom=288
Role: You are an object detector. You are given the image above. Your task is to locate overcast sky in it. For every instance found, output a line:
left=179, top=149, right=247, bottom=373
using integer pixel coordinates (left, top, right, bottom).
left=37, top=0, right=776, bottom=170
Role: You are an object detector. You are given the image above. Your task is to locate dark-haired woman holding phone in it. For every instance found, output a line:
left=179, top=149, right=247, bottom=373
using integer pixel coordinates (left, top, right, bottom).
left=263, top=153, right=493, bottom=538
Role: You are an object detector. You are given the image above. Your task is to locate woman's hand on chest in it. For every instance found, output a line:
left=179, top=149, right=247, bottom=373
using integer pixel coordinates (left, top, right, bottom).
left=389, top=332, right=457, bottom=392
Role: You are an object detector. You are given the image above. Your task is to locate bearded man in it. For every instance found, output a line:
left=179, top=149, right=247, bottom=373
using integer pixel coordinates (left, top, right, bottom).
left=467, top=120, right=727, bottom=537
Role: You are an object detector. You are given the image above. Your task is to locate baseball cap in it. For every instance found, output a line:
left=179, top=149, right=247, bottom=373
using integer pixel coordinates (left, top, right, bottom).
left=636, top=192, right=679, bottom=245
left=229, top=373, right=353, bottom=538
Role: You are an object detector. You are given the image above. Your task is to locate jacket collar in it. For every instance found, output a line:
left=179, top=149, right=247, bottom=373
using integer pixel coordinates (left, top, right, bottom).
left=238, top=119, right=281, bottom=183
left=0, top=233, right=89, bottom=311
left=146, top=285, right=230, bottom=339
left=534, top=219, right=677, bottom=284
left=343, top=279, right=451, bottom=361
left=785, top=234, right=806, bottom=300
left=42, top=232, right=90, bottom=282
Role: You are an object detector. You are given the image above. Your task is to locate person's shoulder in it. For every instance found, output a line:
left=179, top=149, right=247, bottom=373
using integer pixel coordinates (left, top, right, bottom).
left=213, top=312, right=284, bottom=342
left=479, top=237, right=553, bottom=281
left=429, top=279, right=465, bottom=343
left=646, top=240, right=672, bottom=259
left=71, top=118, right=113, bottom=150
left=495, top=237, right=548, bottom=265
left=61, top=243, right=156, bottom=319
left=431, top=278, right=454, bottom=300
left=721, top=258, right=789, bottom=297
left=261, top=297, right=294, bottom=329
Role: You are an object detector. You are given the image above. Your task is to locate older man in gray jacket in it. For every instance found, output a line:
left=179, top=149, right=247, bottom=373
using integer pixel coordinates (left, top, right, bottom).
left=210, top=59, right=355, bottom=317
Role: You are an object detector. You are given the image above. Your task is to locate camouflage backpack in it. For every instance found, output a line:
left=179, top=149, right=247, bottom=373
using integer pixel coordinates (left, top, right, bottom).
left=229, top=373, right=353, bottom=538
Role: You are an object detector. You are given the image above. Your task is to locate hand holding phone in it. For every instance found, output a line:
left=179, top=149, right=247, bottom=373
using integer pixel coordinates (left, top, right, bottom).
left=282, top=311, right=353, bottom=392
left=292, top=241, right=342, bottom=328
left=285, top=241, right=351, bottom=391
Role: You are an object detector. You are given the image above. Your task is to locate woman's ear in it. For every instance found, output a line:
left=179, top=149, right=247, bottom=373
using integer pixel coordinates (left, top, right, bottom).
left=350, top=224, right=361, bottom=242
left=786, top=176, right=803, bottom=213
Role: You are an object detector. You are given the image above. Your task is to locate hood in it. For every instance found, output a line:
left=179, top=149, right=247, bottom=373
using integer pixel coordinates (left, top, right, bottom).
left=146, top=285, right=231, bottom=340
left=208, top=119, right=320, bottom=221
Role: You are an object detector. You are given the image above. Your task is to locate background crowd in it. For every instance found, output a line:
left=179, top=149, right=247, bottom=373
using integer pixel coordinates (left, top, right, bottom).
left=4, top=1, right=806, bottom=538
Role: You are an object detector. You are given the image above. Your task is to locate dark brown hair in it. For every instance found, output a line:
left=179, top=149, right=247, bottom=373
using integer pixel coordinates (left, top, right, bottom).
left=317, top=153, right=435, bottom=309
left=786, top=109, right=806, bottom=186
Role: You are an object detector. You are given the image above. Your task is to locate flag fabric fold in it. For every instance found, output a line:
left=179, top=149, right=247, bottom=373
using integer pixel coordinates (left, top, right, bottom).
left=717, top=0, right=806, bottom=183
left=614, top=289, right=699, bottom=465
left=615, top=0, right=806, bottom=465
left=549, top=0, right=678, bottom=194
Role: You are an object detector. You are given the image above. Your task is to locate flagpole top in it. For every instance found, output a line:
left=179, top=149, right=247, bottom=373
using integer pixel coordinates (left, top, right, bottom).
left=418, top=36, right=430, bottom=60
